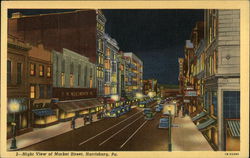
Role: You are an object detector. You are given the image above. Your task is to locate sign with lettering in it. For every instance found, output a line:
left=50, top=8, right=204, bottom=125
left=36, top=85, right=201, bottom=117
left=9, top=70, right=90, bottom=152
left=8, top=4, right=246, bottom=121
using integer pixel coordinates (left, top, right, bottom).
left=53, top=88, right=97, bottom=101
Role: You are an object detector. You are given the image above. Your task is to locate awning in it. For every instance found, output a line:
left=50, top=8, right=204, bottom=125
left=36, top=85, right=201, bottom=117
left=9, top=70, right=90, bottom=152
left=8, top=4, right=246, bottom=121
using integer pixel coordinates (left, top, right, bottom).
left=33, top=99, right=51, bottom=104
left=32, top=108, right=54, bottom=116
left=192, top=111, right=207, bottom=122
left=197, top=118, right=216, bottom=130
left=227, top=120, right=240, bottom=137
left=57, top=98, right=103, bottom=113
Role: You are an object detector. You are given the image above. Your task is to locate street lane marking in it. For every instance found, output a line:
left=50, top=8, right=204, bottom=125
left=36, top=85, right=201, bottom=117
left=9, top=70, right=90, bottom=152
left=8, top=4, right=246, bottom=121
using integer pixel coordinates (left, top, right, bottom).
left=99, top=116, right=143, bottom=146
left=120, top=120, right=148, bottom=149
left=79, top=110, right=143, bottom=146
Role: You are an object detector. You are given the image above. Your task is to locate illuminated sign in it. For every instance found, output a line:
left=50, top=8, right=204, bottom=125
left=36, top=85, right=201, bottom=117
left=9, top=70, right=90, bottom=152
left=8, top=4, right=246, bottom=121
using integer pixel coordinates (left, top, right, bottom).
left=53, top=88, right=97, bottom=101
left=185, top=91, right=197, bottom=96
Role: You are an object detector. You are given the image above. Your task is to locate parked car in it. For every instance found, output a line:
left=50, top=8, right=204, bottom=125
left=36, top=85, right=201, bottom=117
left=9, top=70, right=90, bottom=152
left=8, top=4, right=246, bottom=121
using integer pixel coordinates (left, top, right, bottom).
left=158, top=118, right=169, bottom=129
left=143, top=108, right=152, bottom=115
left=155, top=106, right=162, bottom=112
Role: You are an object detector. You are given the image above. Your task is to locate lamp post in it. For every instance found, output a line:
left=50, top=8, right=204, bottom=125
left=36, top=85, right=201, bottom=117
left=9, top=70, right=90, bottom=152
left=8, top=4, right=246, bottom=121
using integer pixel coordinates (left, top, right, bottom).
left=167, top=106, right=172, bottom=152
left=9, top=100, right=20, bottom=150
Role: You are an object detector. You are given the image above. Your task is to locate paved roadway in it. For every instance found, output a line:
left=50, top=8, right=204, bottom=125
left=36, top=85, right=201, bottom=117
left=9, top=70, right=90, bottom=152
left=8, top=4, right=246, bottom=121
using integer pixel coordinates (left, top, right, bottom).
left=22, top=101, right=169, bottom=151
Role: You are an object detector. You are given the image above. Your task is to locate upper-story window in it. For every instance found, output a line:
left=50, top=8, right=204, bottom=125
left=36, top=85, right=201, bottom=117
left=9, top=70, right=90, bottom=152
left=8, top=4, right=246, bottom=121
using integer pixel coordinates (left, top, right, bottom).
left=17, top=63, right=22, bottom=84
left=47, top=66, right=51, bottom=78
left=39, top=65, right=44, bottom=77
left=106, top=48, right=110, bottom=57
left=98, top=39, right=103, bottom=52
left=30, top=63, right=36, bottom=76
left=7, top=60, right=11, bottom=83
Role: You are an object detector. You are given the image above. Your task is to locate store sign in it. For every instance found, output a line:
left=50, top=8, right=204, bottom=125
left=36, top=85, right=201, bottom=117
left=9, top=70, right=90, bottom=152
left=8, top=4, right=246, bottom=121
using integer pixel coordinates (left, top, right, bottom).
left=185, top=91, right=197, bottom=96
left=184, top=99, right=190, bottom=103
left=185, top=86, right=194, bottom=90
left=53, top=88, right=97, bottom=101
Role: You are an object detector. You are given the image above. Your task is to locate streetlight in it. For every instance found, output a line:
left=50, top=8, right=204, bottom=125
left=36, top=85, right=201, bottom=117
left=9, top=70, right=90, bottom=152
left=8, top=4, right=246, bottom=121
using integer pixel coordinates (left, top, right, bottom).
left=167, top=105, right=172, bottom=152
left=8, top=100, right=20, bottom=150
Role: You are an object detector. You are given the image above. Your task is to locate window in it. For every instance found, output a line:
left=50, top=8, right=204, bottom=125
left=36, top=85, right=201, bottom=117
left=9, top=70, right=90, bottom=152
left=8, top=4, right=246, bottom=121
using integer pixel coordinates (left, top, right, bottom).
left=98, top=39, right=103, bottom=51
left=47, top=66, right=51, bottom=77
left=106, top=48, right=110, bottom=56
left=90, top=77, right=93, bottom=88
left=61, top=60, right=65, bottom=73
left=61, top=73, right=65, bottom=86
left=212, top=91, right=217, bottom=116
left=47, top=85, right=52, bottom=98
left=7, top=60, right=11, bottom=83
left=30, top=63, right=36, bottom=76
left=70, top=74, right=74, bottom=87
left=39, top=65, right=44, bottom=77
left=30, top=85, right=35, bottom=99
left=223, top=91, right=240, bottom=119
left=17, top=63, right=22, bottom=84
left=84, top=66, right=88, bottom=87
left=78, top=65, right=81, bottom=86
left=39, top=85, right=44, bottom=98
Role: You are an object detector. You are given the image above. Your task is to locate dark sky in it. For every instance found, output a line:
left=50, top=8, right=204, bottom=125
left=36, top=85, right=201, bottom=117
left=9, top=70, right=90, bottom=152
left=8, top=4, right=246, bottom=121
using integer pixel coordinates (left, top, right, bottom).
left=8, top=9, right=204, bottom=85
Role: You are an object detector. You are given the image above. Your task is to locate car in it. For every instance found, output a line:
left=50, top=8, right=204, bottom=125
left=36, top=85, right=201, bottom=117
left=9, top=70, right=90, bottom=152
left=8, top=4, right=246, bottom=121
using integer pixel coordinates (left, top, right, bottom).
left=155, top=106, right=162, bottom=112
left=144, top=111, right=154, bottom=120
left=158, top=118, right=169, bottom=129
left=143, top=108, right=152, bottom=115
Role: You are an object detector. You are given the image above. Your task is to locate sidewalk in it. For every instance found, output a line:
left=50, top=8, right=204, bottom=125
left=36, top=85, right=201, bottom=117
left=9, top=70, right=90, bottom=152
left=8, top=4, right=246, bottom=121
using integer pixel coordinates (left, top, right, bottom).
left=7, top=117, right=99, bottom=150
left=172, top=112, right=213, bottom=151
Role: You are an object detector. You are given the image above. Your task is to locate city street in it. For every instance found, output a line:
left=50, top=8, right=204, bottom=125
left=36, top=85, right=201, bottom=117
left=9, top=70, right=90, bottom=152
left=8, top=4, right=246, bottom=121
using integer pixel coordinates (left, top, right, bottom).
left=22, top=101, right=170, bottom=151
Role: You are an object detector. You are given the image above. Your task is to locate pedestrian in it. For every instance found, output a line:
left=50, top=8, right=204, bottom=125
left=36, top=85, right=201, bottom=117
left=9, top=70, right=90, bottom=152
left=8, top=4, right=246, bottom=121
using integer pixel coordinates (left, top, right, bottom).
left=71, top=118, right=75, bottom=129
left=83, top=117, right=86, bottom=126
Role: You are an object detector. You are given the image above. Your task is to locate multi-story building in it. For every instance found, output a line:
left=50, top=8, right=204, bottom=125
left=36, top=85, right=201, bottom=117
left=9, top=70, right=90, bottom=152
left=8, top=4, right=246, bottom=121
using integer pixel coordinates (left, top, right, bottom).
left=8, top=9, right=106, bottom=96
left=52, top=48, right=101, bottom=121
left=143, top=79, right=158, bottom=97
left=103, top=34, right=119, bottom=97
left=182, top=10, right=240, bottom=151
left=123, top=52, right=143, bottom=100
left=202, top=9, right=240, bottom=151
left=28, top=44, right=54, bottom=128
left=7, top=35, right=32, bottom=138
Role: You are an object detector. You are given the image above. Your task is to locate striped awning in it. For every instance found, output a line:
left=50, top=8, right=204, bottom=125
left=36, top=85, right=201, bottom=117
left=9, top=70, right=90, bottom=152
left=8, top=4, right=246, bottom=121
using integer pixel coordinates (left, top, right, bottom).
left=192, top=111, right=207, bottom=122
left=227, top=120, right=240, bottom=137
left=197, top=118, right=216, bottom=130
left=32, top=108, right=54, bottom=116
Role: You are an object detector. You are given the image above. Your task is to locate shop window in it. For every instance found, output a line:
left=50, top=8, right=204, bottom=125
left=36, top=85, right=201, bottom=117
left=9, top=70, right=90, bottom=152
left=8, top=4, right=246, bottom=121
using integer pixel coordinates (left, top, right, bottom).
left=47, top=66, right=51, bottom=78
left=7, top=60, right=11, bottom=83
left=39, top=65, right=44, bottom=77
left=17, top=63, right=22, bottom=84
left=30, top=85, right=35, bottom=99
left=223, top=91, right=240, bottom=119
left=30, top=63, right=36, bottom=76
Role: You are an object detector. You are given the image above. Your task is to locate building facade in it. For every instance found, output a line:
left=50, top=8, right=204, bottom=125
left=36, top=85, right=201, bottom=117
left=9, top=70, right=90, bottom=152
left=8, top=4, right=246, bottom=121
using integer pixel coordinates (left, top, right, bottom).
left=180, top=10, right=240, bottom=151
left=7, top=35, right=32, bottom=138
left=123, top=52, right=143, bottom=99
left=28, top=44, right=54, bottom=128
left=8, top=9, right=106, bottom=97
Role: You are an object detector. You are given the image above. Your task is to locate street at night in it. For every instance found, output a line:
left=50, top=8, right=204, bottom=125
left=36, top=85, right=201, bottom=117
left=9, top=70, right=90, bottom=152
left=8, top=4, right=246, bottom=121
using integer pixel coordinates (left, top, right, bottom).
left=3, top=3, right=247, bottom=157
left=21, top=101, right=171, bottom=151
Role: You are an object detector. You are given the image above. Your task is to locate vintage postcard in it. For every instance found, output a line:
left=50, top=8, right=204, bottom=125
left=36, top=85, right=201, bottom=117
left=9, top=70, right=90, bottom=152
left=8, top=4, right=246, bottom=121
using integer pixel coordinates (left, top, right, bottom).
left=1, top=1, right=249, bottom=158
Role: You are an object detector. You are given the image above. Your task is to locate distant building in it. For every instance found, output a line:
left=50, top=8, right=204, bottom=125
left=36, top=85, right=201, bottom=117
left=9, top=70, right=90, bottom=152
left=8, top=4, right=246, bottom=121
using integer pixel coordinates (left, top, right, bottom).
left=143, top=79, right=158, bottom=97
left=123, top=52, right=143, bottom=99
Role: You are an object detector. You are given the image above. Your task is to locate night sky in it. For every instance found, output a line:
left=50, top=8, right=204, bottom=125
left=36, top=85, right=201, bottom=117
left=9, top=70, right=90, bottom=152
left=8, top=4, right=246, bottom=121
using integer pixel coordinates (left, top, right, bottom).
left=8, top=9, right=204, bottom=85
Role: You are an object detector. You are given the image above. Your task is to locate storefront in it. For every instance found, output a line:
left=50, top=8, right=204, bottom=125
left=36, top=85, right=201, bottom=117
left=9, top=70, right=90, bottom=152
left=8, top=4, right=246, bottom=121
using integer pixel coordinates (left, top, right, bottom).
left=31, top=99, right=58, bottom=128
left=7, top=98, right=30, bottom=138
left=56, top=98, right=104, bottom=122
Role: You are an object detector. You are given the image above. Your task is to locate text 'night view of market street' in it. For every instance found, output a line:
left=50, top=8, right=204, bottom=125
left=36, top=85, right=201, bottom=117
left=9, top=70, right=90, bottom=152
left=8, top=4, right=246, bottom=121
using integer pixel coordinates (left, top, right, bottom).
left=6, top=9, right=240, bottom=152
